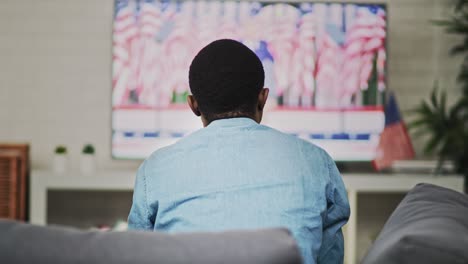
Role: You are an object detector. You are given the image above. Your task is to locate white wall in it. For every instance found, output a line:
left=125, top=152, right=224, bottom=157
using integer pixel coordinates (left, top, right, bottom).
left=0, top=0, right=139, bottom=170
left=0, top=0, right=462, bottom=170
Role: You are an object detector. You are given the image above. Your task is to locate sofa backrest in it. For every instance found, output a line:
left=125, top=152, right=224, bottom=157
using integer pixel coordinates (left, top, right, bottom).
left=362, top=183, right=468, bottom=264
left=0, top=220, right=302, bottom=264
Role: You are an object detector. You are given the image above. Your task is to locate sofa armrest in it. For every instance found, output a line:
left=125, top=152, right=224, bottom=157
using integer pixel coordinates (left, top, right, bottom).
left=362, top=183, right=468, bottom=264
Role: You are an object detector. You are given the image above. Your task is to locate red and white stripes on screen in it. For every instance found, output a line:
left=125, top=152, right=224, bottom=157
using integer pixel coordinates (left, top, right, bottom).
left=339, top=7, right=386, bottom=105
left=112, top=1, right=387, bottom=109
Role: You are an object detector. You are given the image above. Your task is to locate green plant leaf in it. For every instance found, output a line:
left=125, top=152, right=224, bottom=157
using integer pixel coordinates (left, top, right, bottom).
left=449, top=97, right=468, bottom=119
left=431, top=19, right=453, bottom=27
left=430, top=86, right=439, bottom=108
left=450, top=37, right=468, bottom=55
left=456, top=0, right=468, bottom=11
left=440, top=89, right=447, bottom=117
left=421, top=100, right=434, bottom=115
left=407, top=118, right=432, bottom=130
left=55, top=145, right=67, bottom=154
left=82, top=144, right=95, bottom=154
left=411, top=128, right=430, bottom=139
left=424, top=134, right=442, bottom=154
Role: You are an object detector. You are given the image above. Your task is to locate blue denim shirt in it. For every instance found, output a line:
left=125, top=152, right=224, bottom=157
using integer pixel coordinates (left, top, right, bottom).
left=128, top=117, right=350, bottom=264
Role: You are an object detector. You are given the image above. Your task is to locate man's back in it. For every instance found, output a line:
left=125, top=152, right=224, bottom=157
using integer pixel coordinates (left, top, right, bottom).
left=129, top=117, right=350, bottom=264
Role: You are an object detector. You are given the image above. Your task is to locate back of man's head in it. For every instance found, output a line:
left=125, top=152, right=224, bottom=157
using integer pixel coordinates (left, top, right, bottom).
left=189, top=39, right=265, bottom=122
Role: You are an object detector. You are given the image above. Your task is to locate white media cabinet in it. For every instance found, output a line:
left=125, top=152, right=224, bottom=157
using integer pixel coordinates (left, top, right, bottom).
left=30, top=170, right=464, bottom=264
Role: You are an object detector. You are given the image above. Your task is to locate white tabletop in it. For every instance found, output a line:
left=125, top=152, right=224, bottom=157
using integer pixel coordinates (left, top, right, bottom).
left=31, top=169, right=465, bottom=193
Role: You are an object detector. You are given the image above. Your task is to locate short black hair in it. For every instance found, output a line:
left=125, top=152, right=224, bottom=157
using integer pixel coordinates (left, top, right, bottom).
left=189, top=39, right=265, bottom=122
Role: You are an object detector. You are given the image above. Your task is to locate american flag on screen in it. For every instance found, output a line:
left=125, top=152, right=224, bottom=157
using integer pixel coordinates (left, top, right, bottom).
left=373, top=92, right=415, bottom=170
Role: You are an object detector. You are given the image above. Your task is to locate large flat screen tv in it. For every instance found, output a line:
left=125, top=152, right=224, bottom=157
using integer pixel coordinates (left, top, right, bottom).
left=112, top=0, right=387, bottom=161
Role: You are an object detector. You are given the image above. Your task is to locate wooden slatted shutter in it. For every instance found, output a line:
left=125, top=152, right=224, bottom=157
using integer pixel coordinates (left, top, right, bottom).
left=0, top=151, right=20, bottom=219
left=0, top=144, right=29, bottom=220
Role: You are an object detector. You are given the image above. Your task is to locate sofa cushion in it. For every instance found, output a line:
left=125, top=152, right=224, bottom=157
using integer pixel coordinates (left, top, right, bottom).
left=0, top=220, right=302, bottom=264
left=362, top=183, right=468, bottom=264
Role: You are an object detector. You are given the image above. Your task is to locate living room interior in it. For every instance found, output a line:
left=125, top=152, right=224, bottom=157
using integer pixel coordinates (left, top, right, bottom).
left=1, top=0, right=467, bottom=264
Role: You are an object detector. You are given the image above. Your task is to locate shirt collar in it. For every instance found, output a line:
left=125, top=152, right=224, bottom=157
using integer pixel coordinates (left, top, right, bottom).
left=207, top=117, right=258, bottom=128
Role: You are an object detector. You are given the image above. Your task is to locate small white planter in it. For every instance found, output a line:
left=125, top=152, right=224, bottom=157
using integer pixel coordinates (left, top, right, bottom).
left=53, top=155, right=68, bottom=175
left=80, top=154, right=96, bottom=175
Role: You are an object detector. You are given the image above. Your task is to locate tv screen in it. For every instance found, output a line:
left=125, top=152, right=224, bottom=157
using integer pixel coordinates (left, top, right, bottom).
left=112, top=0, right=387, bottom=161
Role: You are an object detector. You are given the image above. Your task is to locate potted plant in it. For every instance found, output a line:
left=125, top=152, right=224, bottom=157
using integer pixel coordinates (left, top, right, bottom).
left=80, top=144, right=96, bottom=175
left=409, top=0, right=468, bottom=190
left=408, top=86, right=467, bottom=172
left=53, top=145, right=68, bottom=174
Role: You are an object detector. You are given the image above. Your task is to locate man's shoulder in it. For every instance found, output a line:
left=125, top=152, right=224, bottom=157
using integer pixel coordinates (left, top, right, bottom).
left=260, top=124, right=329, bottom=155
left=145, top=144, right=173, bottom=164
left=144, top=128, right=207, bottom=162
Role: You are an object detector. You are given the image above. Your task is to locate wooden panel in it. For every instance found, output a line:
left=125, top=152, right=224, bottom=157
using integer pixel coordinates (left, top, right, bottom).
left=0, top=158, right=11, bottom=207
left=0, top=151, right=19, bottom=219
left=0, top=144, right=29, bottom=220
left=9, top=157, right=18, bottom=218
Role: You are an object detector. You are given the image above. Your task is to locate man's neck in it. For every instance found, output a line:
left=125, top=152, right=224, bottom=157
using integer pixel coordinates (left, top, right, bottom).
left=202, top=115, right=259, bottom=127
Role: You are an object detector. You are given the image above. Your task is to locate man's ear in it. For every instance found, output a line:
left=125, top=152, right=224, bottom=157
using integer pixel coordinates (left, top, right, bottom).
left=257, top=88, right=269, bottom=112
left=187, top=95, right=201, bottom=116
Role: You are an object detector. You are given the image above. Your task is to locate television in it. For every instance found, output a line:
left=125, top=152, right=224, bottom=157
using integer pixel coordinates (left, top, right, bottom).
left=112, top=0, right=387, bottom=161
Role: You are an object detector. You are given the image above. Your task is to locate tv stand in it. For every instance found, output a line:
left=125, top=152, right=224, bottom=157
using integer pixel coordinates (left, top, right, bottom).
left=29, top=170, right=464, bottom=264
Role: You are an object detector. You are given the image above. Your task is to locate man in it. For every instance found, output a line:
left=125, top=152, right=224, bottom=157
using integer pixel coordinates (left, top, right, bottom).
left=128, top=39, right=350, bottom=264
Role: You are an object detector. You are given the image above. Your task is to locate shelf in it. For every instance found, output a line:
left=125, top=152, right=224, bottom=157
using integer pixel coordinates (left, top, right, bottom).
left=30, top=169, right=464, bottom=193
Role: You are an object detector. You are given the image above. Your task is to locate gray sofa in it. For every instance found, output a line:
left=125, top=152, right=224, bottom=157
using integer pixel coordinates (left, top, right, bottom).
left=362, top=183, right=468, bottom=264
left=0, top=221, right=302, bottom=264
